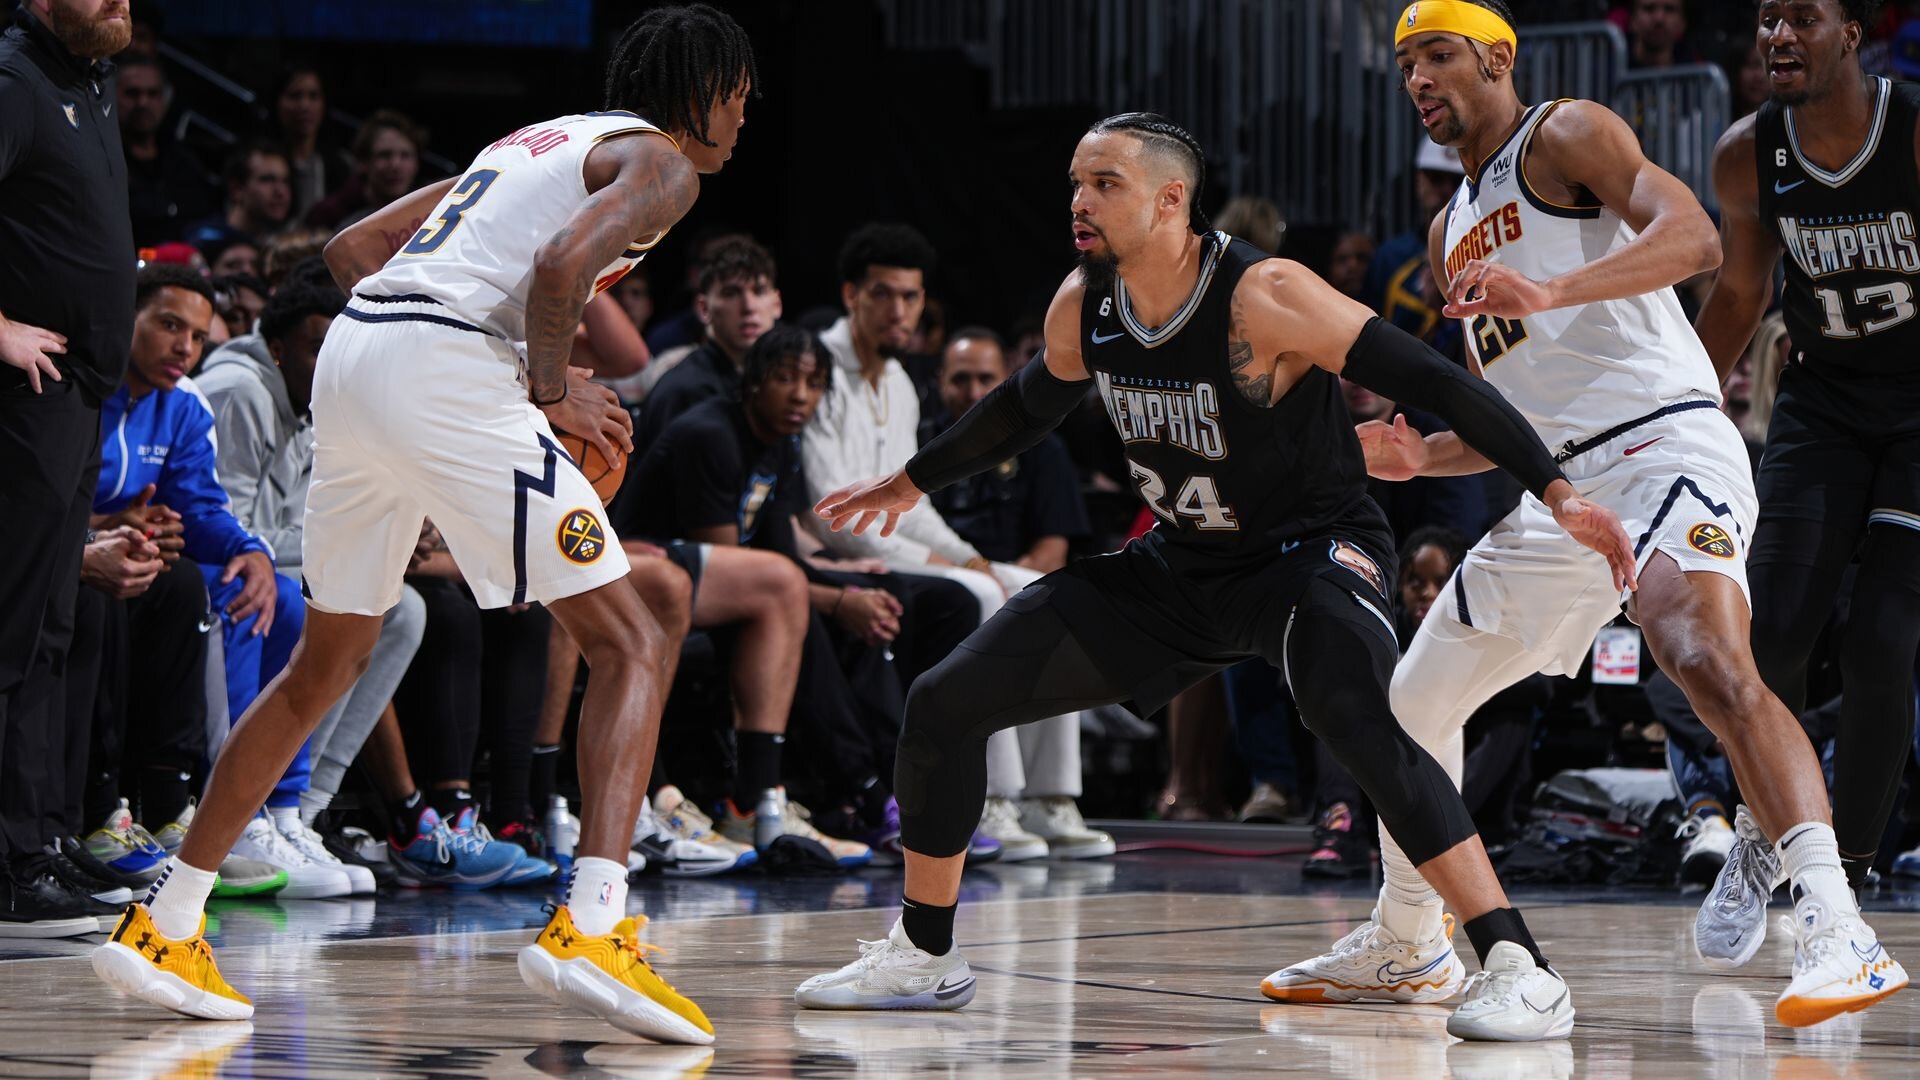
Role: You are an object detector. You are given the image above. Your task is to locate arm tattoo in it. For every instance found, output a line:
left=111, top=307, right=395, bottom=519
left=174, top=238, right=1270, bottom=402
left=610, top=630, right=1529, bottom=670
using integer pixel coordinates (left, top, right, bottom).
left=524, top=143, right=696, bottom=404
left=1226, top=293, right=1274, bottom=407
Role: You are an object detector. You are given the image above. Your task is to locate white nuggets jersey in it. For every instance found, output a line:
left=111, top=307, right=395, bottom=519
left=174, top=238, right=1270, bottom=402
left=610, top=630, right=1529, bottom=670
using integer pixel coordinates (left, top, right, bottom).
left=1442, top=100, right=1720, bottom=451
left=356, top=111, right=673, bottom=343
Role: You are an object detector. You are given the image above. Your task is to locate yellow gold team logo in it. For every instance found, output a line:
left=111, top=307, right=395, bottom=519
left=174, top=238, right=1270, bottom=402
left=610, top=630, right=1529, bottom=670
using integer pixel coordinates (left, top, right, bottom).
left=1688, top=523, right=1735, bottom=560
left=558, top=509, right=606, bottom=564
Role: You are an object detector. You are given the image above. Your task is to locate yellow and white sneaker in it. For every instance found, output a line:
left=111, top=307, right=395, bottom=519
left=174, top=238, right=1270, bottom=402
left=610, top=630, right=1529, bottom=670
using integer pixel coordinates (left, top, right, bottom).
left=1775, top=908, right=1908, bottom=1027
left=1261, top=910, right=1465, bottom=1004
left=517, top=904, right=714, bottom=1045
left=91, top=903, right=253, bottom=1020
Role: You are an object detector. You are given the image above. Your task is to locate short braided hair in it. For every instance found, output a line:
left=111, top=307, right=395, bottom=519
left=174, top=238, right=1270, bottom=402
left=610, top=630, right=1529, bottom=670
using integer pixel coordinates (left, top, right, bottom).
left=1085, top=112, right=1210, bottom=234
left=604, top=4, right=759, bottom=148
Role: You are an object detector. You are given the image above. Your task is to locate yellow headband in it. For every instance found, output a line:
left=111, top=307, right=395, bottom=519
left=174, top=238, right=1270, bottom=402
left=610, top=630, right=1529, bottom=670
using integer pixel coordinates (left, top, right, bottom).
left=1395, top=1, right=1517, bottom=52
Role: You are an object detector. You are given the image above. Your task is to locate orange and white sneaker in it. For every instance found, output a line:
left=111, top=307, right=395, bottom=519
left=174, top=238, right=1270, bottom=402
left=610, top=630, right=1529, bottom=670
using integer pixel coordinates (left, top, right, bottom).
left=92, top=903, right=253, bottom=1020
left=1261, top=909, right=1465, bottom=1004
left=517, top=904, right=714, bottom=1045
left=1775, top=907, right=1908, bottom=1027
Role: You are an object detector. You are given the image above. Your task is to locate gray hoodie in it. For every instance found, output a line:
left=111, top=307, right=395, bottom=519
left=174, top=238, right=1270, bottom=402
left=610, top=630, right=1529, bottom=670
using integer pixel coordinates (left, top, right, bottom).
left=194, top=334, right=312, bottom=574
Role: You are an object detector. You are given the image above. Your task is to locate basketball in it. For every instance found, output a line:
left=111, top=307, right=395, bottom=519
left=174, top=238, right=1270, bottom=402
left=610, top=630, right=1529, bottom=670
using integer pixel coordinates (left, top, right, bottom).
left=554, top=429, right=625, bottom=501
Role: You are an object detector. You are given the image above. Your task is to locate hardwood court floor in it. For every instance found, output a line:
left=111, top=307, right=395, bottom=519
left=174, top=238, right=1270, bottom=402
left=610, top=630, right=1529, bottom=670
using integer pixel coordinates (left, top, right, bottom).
left=3, top=854, right=1917, bottom=1077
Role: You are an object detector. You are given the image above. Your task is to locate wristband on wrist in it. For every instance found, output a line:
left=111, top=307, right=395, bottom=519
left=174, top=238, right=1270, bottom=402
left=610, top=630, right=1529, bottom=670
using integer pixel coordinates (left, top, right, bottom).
left=530, top=385, right=567, bottom=406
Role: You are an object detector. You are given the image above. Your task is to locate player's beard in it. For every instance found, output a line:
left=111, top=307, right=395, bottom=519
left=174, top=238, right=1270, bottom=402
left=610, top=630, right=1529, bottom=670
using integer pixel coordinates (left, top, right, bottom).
left=1078, top=248, right=1118, bottom=293
left=45, top=0, right=133, bottom=60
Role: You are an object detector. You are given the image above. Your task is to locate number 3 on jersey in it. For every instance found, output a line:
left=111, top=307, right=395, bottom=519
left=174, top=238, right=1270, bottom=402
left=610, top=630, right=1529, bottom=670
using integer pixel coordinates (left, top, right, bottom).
left=1130, top=462, right=1237, bottom=530
left=401, top=169, right=502, bottom=256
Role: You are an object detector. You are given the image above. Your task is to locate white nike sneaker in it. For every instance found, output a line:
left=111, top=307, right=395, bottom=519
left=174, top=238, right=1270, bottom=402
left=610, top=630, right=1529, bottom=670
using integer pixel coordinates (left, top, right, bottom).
left=1694, top=805, right=1782, bottom=970
left=977, top=797, right=1047, bottom=862
left=1677, top=813, right=1735, bottom=886
left=276, top=818, right=376, bottom=895
left=1774, top=906, right=1908, bottom=1027
left=1445, top=941, right=1575, bottom=1042
left=794, top=919, right=977, bottom=1010
left=1017, top=797, right=1115, bottom=860
left=632, top=795, right=748, bottom=877
left=229, top=814, right=352, bottom=900
left=1261, top=909, right=1465, bottom=1004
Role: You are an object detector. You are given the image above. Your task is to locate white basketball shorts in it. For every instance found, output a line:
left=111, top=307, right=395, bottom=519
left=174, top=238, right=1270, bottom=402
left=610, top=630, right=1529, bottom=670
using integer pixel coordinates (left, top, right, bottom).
left=1444, top=399, right=1757, bottom=675
left=301, top=298, right=629, bottom=615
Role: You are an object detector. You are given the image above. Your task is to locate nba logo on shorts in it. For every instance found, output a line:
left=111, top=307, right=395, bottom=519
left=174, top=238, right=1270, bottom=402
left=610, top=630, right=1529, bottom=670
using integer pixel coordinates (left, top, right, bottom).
left=558, top=509, right=606, bottom=564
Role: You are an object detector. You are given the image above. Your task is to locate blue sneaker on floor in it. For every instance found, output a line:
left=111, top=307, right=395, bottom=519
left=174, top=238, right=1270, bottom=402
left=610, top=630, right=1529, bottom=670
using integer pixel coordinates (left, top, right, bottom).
left=388, top=806, right=520, bottom=890
left=1893, top=845, right=1920, bottom=880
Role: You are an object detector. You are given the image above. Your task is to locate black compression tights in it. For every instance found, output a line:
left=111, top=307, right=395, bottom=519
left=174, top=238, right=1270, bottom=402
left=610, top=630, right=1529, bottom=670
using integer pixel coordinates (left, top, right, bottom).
left=895, top=576, right=1478, bottom=863
left=1752, top=518, right=1920, bottom=880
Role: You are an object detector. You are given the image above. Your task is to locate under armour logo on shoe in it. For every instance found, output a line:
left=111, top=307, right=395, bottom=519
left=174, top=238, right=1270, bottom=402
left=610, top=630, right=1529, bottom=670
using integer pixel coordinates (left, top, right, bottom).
left=548, top=926, right=574, bottom=948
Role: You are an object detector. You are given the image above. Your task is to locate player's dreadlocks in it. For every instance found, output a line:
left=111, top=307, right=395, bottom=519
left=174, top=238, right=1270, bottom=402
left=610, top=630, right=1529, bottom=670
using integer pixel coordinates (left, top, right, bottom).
left=604, top=4, right=759, bottom=148
left=1085, top=112, right=1211, bottom=234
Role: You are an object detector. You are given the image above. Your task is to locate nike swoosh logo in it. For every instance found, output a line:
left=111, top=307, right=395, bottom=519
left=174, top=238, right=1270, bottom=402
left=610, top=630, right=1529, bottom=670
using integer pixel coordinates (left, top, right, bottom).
left=1775, top=179, right=1807, bottom=194
left=1526, top=987, right=1569, bottom=1014
left=1090, top=330, right=1126, bottom=345
left=1623, top=437, right=1663, bottom=455
left=933, top=975, right=975, bottom=999
left=1379, top=952, right=1449, bottom=982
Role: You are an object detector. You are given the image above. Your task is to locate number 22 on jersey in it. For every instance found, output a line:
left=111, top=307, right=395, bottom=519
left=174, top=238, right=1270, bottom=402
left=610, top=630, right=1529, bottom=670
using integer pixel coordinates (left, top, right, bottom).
left=401, top=169, right=502, bottom=256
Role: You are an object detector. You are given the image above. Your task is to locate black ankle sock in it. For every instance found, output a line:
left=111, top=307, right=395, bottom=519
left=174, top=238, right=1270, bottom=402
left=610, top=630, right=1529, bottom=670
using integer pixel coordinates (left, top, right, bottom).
left=530, top=744, right=561, bottom=814
left=430, top=788, right=475, bottom=822
left=1841, top=853, right=1874, bottom=891
left=137, top=767, right=192, bottom=827
left=733, top=732, right=785, bottom=809
left=855, top=775, right=892, bottom=828
left=900, top=896, right=956, bottom=956
left=388, top=790, right=428, bottom=843
left=1463, top=907, right=1549, bottom=970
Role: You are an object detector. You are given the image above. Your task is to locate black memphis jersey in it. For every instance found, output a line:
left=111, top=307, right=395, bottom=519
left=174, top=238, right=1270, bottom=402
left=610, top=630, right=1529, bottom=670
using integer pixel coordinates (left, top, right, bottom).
left=1079, top=232, right=1378, bottom=564
left=1756, top=76, right=1920, bottom=376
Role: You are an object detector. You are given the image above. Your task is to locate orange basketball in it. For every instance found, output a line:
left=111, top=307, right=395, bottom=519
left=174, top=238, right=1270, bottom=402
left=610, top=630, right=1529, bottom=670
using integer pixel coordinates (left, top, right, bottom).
left=554, top=430, right=626, bottom=501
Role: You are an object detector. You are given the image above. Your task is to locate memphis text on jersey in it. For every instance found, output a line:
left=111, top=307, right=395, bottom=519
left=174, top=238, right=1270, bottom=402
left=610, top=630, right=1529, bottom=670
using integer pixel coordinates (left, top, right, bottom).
left=1777, top=210, right=1920, bottom=280
left=1095, top=371, right=1227, bottom=459
left=1446, top=201, right=1524, bottom=280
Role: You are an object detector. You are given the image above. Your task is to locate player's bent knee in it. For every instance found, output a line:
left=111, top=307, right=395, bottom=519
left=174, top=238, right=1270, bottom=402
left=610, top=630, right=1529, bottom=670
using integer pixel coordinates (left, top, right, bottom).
left=629, top=559, right=693, bottom=639
left=1668, top=647, right=1770, bottom=733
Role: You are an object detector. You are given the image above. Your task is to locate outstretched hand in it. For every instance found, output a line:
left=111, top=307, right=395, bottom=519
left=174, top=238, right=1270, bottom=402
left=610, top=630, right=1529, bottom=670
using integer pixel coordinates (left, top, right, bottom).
left=1546, top=480, right=1640, bottom=592
left=814, top=471, right=924, bottom=538
left=1354, top=414, right=1431, bottom=482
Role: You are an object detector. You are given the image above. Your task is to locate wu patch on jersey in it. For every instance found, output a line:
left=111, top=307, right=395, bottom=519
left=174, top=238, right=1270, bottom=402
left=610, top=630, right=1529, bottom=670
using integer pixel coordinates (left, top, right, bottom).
left=301, top=299, right=631, bottom=616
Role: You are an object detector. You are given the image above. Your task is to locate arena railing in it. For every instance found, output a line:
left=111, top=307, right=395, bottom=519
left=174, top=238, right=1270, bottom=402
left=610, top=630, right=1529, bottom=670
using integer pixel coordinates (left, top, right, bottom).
left=878, top=2, right=1631, bottom=239
left=1613, top=64, right=1732, bottom=215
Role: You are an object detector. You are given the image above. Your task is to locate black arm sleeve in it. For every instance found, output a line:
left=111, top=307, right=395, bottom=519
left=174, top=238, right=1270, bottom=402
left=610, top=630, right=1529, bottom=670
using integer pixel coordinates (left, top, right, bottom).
left=904, top=351, right=1091, bottom=493
left=1342, top=317, right=1566, bottom=499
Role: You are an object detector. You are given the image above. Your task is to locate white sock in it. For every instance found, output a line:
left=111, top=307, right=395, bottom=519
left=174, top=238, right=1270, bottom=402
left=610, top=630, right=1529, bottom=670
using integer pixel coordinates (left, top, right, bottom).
left=145, top=857, right=219, bottom=940
left=566, top=855, right=629, bottom=936
left=268, top=804, right=304, bottom=837
left=1378, top=829, right=1444, bottom=943
left=299, top=789, right=333, bottom=826
left=1778, top=821, right=1858, bottom=920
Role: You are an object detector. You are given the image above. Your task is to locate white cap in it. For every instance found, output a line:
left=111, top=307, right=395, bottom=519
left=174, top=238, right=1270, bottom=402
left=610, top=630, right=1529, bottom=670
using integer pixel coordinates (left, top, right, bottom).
left=1415, top=139, right=1464, bottom=175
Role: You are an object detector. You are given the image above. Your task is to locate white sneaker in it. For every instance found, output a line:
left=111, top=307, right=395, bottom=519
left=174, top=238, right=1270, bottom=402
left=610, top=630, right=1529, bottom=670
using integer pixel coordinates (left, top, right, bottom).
left=718, top=787, right=871, bottom=868
left=1774, top=906, right=1909, bottom=1027
left=1445, top=941, right=1575, bottom=1042
left=229, top=814, right=352, bottom=900
left=1677, top=813, right=1735, bottom=886
left=977, top=797, right=1047, bottom=862
left=794, top=919, right=976, bottom=1010
left=1261, top=910, right=1465, bottom=1004
left=632, top=794, right=748, bottom=877
left=276, top=818, right=375, bottom=895
left=1018, top=797, right=1115, bottom=859
left=1694, top=805, right=1782, bottom=971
